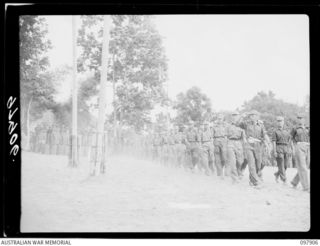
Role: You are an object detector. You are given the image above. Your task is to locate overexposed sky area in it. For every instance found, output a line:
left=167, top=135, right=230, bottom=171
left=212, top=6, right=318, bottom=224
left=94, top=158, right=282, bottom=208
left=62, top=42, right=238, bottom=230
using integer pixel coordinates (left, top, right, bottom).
left=45, top=15, right=310, bottom=111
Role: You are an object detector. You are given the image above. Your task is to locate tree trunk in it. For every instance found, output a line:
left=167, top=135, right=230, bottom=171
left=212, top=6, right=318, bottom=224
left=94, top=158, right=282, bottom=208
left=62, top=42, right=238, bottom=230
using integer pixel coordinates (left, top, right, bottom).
left=26, top=96, right=33, bottom=151
left=91, top=15, right=111, bottom=176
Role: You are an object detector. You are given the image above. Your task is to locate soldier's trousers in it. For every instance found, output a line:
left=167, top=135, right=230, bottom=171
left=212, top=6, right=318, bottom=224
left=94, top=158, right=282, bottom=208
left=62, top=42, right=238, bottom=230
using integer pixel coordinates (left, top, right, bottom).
left=291, top=142, right=310, bottom=190
left=274, top=145, right=290, bottom=182
left=187, top=143, right=201, bottom=169
left=213, top=138, right=228, bottom=176
left=245, top=142, right=263, bottom=186
left=202, top=142, right=215, bottom=173
left=227, top=140, right=244, bottom=182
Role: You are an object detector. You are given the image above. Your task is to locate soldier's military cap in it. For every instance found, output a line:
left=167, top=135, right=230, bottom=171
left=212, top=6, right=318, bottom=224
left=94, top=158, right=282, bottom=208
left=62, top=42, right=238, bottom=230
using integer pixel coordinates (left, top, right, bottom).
left=248, top=110, right=260, bottom=116
left=231, top=111, right=240, bottom=115
left=276, top=116, right=284, bottom=121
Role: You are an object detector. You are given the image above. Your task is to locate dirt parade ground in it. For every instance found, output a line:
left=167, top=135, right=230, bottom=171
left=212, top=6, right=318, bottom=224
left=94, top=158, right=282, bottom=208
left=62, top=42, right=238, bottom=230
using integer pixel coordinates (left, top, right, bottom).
left=21, top=151, right=310, bottom=232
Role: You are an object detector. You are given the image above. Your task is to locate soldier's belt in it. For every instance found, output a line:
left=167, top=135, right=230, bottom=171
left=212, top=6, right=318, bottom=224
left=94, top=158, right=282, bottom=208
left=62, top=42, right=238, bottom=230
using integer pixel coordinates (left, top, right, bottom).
left=297, top=142, right=310, bottom=145
left=188, top=141, right=199, bottom=143
left=202, top=140, right=211, bottom=143
left=247, top=137, right=261, bottom=143
left=276, top=143, right=288, bottom=145
left=229, top=138, right=241, bottom=140
left=214, top=136, right=226, bottom=139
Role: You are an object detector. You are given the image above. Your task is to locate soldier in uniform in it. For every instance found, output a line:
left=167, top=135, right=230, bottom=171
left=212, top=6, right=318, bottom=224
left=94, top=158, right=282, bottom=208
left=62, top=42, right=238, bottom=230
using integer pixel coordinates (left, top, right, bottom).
left=161, top=130, right=169, bottom=166
left=80, top=129, right=88, bottom=156
left=167, top=128, right=176, bottom=166
left=290, top=114, right=310, bottom=192
left=56, top=127, right=64, bottom=155
left=151, top=132, right=158, bottom=161
left=200, top=121, right=215, bottom=175
left=88, top=128, right=98, bottom=166
left=41, top=125, right=48, bottom=154
left=45, top=125, right=53, bottom=154
left=272, top=116, right=292, bottom=184
left=226, top=111, right=246, bottom=182
left=61, top=126, right=68, bottom=156
left=258, top=120, right=272, bottom=171
left=155, top=132, right=163, bottom=163
left=185, top=121, right=201, bottom=171
left=241, top=110, right=267, bottom=187
left=212, top=113, right=228, bottom=178
left=51, top=125, right=60, bottom=155
left=173, top=124, right=187, bottom=168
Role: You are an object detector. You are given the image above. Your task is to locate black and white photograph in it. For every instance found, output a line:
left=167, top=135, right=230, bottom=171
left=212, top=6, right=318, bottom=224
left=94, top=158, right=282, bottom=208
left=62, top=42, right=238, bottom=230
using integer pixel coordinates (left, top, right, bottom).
left=18, top=14, right=310, bottom=233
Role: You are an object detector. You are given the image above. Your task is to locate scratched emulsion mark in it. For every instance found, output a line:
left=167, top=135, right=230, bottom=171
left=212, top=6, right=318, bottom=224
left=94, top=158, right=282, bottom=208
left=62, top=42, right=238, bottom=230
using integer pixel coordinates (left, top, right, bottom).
left=168, top=202, right=212, bottom=209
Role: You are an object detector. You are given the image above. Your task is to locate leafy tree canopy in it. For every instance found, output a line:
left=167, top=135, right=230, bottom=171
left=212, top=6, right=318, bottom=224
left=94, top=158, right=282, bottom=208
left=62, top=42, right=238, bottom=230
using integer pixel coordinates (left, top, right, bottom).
left=77, top=15, right=168, bottom=131
left=173, top=86, right=212, bottom=125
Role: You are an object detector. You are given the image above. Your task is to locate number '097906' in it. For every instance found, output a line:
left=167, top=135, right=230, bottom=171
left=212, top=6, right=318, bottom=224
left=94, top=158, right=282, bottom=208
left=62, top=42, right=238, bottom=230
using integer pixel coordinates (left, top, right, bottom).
left=300, top=240, right=318, bottom=245
left=7, top=96, right=19, bottom=157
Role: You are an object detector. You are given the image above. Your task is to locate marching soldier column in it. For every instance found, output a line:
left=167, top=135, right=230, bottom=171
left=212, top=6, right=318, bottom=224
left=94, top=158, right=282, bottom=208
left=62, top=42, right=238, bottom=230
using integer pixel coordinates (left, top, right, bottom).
left=24, top=110, right=310, bottom=192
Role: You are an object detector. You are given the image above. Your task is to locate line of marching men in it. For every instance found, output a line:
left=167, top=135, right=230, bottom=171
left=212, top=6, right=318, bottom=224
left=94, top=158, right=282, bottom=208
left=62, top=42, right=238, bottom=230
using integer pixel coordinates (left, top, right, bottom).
left=137, top=110, right=310, bottom=192
left=27, top=125, right=116, bottom=157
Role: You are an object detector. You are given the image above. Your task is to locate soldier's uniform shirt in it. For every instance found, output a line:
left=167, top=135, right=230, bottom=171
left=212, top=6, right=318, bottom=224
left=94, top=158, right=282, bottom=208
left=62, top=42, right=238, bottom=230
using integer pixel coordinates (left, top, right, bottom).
left=201, top=129, right=213, bottom=142
left=227, top=123, right=244, bottom=140
left=212, top=123, right=228, bottom=138
left=244, top=122, right=266, bottom=142
left=174, top=132, right=186, bottom=144
left=186, top=129, right=199, bottom=143
left=291, top=126, right=309, bottom=143
left=272, top=128, right=291, bottom=154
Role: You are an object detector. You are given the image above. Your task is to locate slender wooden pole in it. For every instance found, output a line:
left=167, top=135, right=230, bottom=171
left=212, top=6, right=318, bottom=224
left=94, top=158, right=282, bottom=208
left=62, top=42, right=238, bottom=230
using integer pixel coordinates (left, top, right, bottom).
left=69, top=15, right=78, bottom=168
left=113, top=54, right=117, bottom=138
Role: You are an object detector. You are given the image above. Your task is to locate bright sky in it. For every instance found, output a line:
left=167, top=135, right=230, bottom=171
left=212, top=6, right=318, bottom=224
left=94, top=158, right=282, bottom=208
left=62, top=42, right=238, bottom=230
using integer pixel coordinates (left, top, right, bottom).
left=45, top=15, right=310, bottom=111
